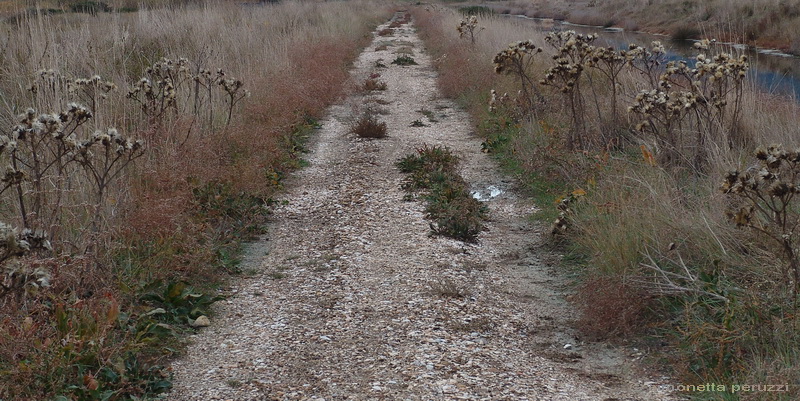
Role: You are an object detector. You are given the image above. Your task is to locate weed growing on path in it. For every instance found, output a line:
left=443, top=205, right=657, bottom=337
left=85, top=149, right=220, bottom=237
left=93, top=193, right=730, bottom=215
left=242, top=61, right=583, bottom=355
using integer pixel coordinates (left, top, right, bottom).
left=398, top=145, right=486, bottom=242
left=363, top=78, right=388, bottom=91
left=392, top=55, right=418, bottom=66
left=350, top=111, right=388, bottom=139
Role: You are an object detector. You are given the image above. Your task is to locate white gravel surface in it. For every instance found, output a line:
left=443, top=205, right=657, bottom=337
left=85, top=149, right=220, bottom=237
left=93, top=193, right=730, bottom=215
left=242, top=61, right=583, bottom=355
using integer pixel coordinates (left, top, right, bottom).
left=168, top=13, right=679, bottom=401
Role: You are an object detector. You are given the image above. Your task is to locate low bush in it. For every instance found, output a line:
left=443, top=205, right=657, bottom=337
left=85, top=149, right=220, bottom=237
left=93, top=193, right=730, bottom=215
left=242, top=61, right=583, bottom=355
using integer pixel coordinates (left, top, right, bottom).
left=350, top=111, right=388, bottom=139
left=398, top=145, right=486, bottom=242
left=68, top=1, right=110, bottom=14
left=459, top=6, right=494, bottom=16
left=363, top=78, right=388, bottom=91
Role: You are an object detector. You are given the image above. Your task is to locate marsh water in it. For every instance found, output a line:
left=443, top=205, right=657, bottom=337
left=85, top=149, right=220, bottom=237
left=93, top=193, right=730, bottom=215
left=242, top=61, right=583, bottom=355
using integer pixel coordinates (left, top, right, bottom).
left=508, top=14, right=800, bottom=100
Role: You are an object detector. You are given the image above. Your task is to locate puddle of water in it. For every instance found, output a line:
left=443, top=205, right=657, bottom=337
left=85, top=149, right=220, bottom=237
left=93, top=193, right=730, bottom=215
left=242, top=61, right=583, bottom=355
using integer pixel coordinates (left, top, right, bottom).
left=471, top=185, right=504, bottom=201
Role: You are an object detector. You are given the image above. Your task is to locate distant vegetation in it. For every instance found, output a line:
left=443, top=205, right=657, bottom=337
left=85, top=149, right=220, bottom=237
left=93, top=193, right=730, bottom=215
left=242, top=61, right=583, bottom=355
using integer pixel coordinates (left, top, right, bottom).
left=490, top=0, right=800, bottom=53
left=415, top=5, right=800, bottom=399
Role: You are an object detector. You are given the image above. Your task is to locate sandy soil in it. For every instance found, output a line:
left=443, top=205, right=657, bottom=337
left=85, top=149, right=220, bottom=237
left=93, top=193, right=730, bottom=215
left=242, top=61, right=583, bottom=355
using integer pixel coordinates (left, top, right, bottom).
left=168, top=13, right=679, bottom=401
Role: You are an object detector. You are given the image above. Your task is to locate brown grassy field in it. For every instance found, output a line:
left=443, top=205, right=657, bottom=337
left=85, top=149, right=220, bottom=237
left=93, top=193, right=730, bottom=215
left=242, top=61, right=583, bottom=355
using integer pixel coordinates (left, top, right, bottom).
left=414, top=4, right=800, bottom=399
left=0, top=1, right=390, bottom=399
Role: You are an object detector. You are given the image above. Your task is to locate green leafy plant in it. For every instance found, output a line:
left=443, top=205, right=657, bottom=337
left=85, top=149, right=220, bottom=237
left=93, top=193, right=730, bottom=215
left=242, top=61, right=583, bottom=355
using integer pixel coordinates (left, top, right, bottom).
left=139, top=280, right=223, bottom=325
left=391, top=55, right=418, bottom=66
left=58, top=353, right=172, bottom=401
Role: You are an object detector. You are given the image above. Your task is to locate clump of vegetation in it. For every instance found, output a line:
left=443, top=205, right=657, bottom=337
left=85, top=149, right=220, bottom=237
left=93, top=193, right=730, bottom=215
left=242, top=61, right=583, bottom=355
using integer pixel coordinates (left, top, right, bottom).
left=140, top=280, right=223, bottom=325
left=429, top=277, right=469, bottom=298
left=378, top=28, right=393, bottom=37
left=457, top=15, right=483, bottom=44
left=350, top=110, right=388, bottom=139
left=397, top=145, right=486, bottom=242
left=418, top=108, right=437, bottom=121
left=69, top=1, right=111, bottom=14
left=459, top=6, right=494, bottom=16
left=363, top=78, right=388, bottom=91
left=492, top=40, right=543, bottom=111
left=722, top=144, right=800, bottom=298
left=391, top=55, right=418, bottom=66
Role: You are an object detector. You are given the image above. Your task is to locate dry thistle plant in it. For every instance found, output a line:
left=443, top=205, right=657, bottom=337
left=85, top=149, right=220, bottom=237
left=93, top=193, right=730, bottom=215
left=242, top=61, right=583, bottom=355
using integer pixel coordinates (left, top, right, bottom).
left=127, top=58, right=192, bottom=125
left=457, top=15, right=482, bottom=44
left=628, top=39, right=749, bottom=170
left=722, top=144, right=800, bottom=299
left=541, top=31, right=597, bottom=150
left=487, top=89, right=512, bottom=114
left=492, top=40, right=544, bottom=112
left=625, top=41, right=668, bottom=88
left=585, top=46, right=628, bottom=138
left=29, top=70, right=117, bottom=117
left=1, top=105, right=92, bottom=232
left=627, top=89, right=697, bottom=167
left=74, top=127, right=144, bottom=232
left=128, top=58, right=249, bottom=130
left=0, top=102, right=144, bottom=251
left=551, top=188, right=586, bottom=236
left=0, top=220, right=52, bottom=299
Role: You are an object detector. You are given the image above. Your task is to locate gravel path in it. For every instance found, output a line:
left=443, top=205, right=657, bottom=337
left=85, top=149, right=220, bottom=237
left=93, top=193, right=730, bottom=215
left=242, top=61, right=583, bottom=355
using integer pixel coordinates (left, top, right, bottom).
left=169, top=13, right=677, bottom=401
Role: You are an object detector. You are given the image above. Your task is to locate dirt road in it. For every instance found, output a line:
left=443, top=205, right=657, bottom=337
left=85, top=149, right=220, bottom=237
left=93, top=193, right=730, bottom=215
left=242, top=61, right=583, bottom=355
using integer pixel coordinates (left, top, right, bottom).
left=169, top=13, right=676, bottom=401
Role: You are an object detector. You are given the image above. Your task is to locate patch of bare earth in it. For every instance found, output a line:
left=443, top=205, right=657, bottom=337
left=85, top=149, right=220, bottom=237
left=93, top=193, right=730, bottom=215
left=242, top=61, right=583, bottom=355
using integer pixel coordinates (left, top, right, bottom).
left=169, top=13, right=678, bottom=401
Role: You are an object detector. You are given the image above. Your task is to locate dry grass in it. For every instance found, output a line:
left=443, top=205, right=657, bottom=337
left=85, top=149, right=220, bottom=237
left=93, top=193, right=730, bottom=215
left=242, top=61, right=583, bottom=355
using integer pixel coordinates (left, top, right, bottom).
left=350, top=111, right=388, bottom=139
left=0, top=1, right=390, bottom=399
left=414, top=4, right=800, bottom=398
left=494, top=0, right=800, bottom=52
left=574, top=275, right=653, bottom=339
